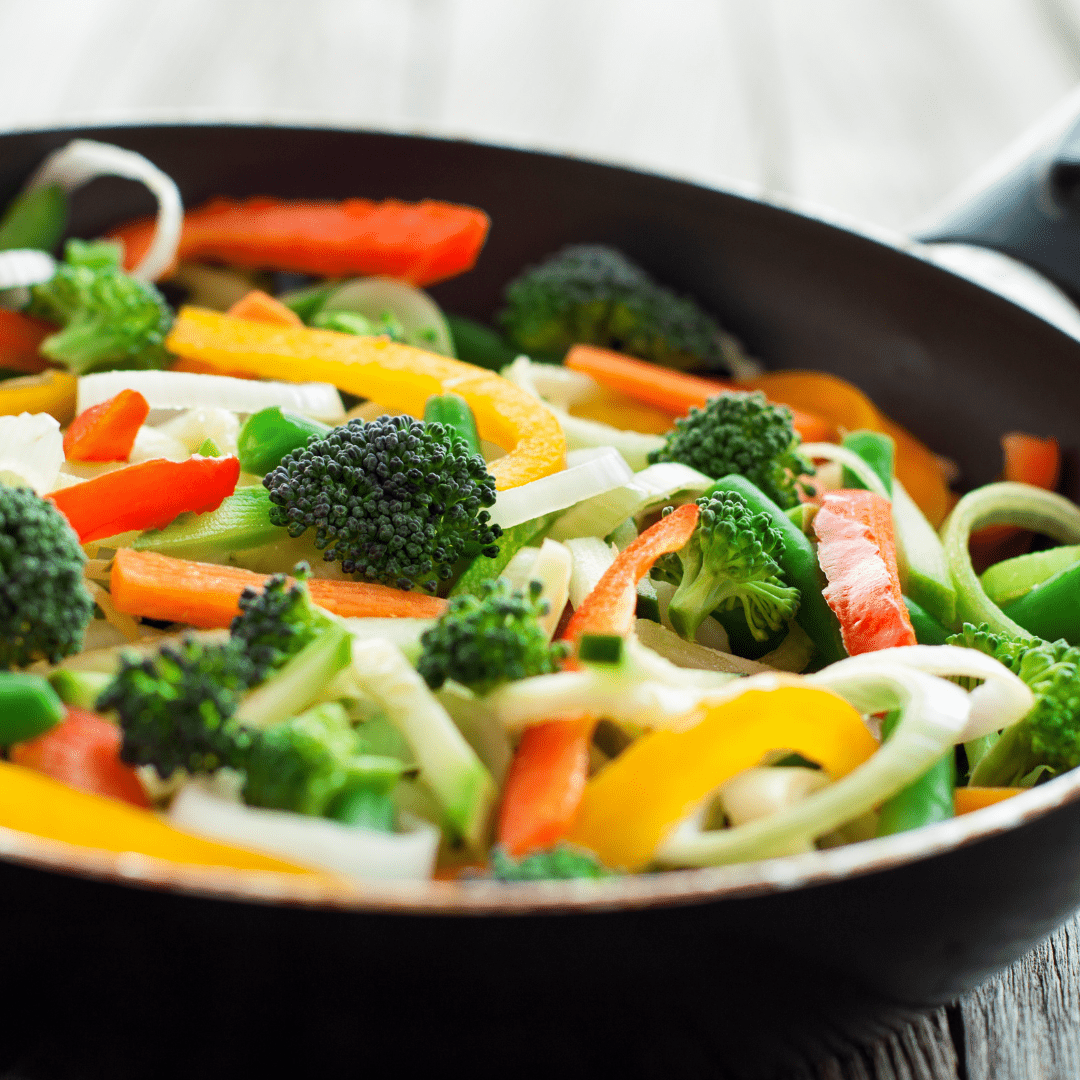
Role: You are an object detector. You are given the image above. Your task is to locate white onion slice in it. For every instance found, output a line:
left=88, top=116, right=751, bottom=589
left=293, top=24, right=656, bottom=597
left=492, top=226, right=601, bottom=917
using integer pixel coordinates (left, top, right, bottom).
left=565, top=536, right=618, bottom=609
left=0, top=412, right=63, bottom=494
left=169, top=780, right=439, bottom=882
left=0, top=249, right=56, bottom=289
left=801, top=442, right=891, bottom=500
left=500, top=538, right=572, bottom=639
left=489, top=447, right=633, bottom=530
left=77, top=370, right=345, bottom=422
left=24, top=139, right=183, bottom=282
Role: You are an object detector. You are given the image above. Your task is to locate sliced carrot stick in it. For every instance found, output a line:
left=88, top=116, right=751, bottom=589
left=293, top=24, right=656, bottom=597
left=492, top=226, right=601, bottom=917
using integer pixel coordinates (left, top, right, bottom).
left=563, top=502, right=700, bottom=644
left=0, top=309, right=54, bottom=374
left=11, top=707, right=149, bottom=808
left=50, top=456, right=240, bottom=542
left=954, top=786, right=1022, bottom=815
left=109, top=196, right=490, bottom=286
left=62, top=388, right=149, bottom=462
left=497, top=715, right=595, bottom=857
left=226, top=289, right=304, bottom=327
left=109, top=549, right=447, bottom=629
left=813, top=489, right=916, bottom=655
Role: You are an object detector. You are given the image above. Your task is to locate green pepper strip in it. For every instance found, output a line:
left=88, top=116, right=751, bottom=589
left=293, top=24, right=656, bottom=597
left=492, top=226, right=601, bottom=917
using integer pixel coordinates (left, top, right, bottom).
left=236, top=406, right=332, bottom=476
left=706, top=474, right=847, bottom=665
left=903, top=595, right=949, bottom=645
left=1001, top=561, right=1080, bottom=645
left=0, top=184, right=67, bottom=252
left=876, top=710, right=956, bottom=836
left=0, top=672, right=65, bottom=746
left=841, top=430, right=894, bottom=496
left=423, top=392, right=483, bottom=457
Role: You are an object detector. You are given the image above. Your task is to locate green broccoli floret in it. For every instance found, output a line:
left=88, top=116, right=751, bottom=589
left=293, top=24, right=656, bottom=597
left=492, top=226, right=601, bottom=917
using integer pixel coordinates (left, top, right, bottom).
left=27, top=238, right=172, bottom=374
left=416, top=578, right=569, bottom=694
left=487, top=844, right=612, bottom=881
left=947, top=623, right=1080, bottom=786
left=262, top=414, right=501, bottom=594
left=499, top=244, right=736, bottom=372
left=654, top=491, right=801, bottom=643
left=309, top=308, right=407, bottom=342
left=0, top=486, right=94, bottom=669
left=229, top=566, right=323, bottom=679
left=647, top=391, right=813, bottom=510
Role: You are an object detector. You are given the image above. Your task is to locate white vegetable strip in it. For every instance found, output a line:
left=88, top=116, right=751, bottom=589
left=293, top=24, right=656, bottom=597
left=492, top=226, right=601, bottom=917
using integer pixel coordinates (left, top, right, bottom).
left=0, top=412, right=63, bottom=494
left=169, top=780, right=439, bottom=882
left=634, top=618, right=762, bottom=676
left=0, top=249, right=55, bottom=289
left=155, top=407, right=240, bottom=455
left=488, top=447, right=633, bottom=530
left=78, top=370, right=346, bottom=422
left=127, top=425, right=190, bottom=463
left=500, top=539, right=572, bottom=640
left=656, top=658, right=972, bottom=867
left=25, top=139, right=183, bottom=282
left=801, top=442, right=891, bottom=499
left=348, top=637, right=496, bottom=849
left=565, top=536, right=618, bottom=609
left=651, top=578, right=731, bottom=653
left=549, top=461, right=712, bottom=542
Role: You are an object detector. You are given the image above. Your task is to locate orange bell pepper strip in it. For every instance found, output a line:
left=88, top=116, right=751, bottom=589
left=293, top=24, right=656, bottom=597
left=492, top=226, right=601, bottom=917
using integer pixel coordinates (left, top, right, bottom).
left=226, top=288, right=304, bottom=326
left=110, top=196, right=490, bottom=286
left=166, top=307, right=565, bottom=490
left=970, top=433, right=1061, bottom=568
left=110, top=549, right=448, bottom=629
left=0, top=759, right=317, bottom=874
left=0, top=369, right=78, bottom=423
left=563, top=502, right=700, bottom=644
left=497, top=714, right=596, bottom=857
left=564, top=345, right=836, bottom=443
left=62, top=388, right=149, bottom=462
left=0, top=309, right=54, bottom=374
left=745, top=370, right=952, bottom=527
left=50, top=455, right=240, bottom=542
left=813, top=489, right=916, bottom=655
left=954, top=786, right=1023, bottom=815
left=10, top=707, right=149, bottom=808
left=566, top=685, right=877, bottom=870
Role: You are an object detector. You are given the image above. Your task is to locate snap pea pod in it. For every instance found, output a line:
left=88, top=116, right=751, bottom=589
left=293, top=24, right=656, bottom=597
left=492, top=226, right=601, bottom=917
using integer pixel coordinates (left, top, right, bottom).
left=424, top=392, right=482, bottom=457
left=446, top=314, right=517, bottom=371
left=903, top=595, right=949, bottom=645
left=706, top=474, right=846, bottom=665
left=876, top=710, right=956, bottom=836
left=1001, top=561, right=1080, bottom=645
left=450, top=511, right=562, bottom=597
left=0, top=672, right=65, bottom=745
left=236, top=406, right=331, bottom=476
left=841, top=430, right=894, bottom=495
left=0, top=184, right=67, bottom=252
left=981, top=544, right=1080, bottom=606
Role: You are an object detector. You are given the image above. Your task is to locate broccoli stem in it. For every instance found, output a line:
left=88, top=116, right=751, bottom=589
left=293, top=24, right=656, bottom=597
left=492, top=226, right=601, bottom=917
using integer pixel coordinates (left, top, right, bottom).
left=969, top=722, right=1037, bottom=788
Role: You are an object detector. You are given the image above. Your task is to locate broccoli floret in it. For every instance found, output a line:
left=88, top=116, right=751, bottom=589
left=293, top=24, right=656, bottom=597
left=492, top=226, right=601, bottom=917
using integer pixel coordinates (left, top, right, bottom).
left=947, top=623, right=1080, bottom=786
left=647, top=391, right=813, bottom=510
left=230, top=567, right=323, bottom=679
left=263, top=414, right=501, bottom=594
left=309, top=308, right=407, bottom=342
left=417, top=578, right=569, bottom=694
left=241, top=702, right=404, bottom=825
left=487, top=844, right=612, bottom=881
left=28, top=238, right=172, bottom=375
left=98, top=636, right=259, bottom=777
left=499, top=244, right=735, bottom=371
left=655, top=491, right=801, bottom=643
left=0, top=486, right=94, bottom=669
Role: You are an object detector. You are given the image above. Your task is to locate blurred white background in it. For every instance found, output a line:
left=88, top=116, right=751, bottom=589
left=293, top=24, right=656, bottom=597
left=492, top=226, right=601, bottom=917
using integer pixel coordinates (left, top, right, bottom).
left=2, top=0, right=1080, bottom=232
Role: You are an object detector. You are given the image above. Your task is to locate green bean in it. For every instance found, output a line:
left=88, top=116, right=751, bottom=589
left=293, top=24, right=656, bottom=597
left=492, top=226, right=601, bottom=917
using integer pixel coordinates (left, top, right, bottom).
left=1001, top=561, right=1080, bottom=644
left=841, top=430, right=894, bottom=495
left=423, top=393, right=483, bottom=457
left=876, top=710, right=956, bottom=835
left=0, top=672, right=64, bottom=745
left=903, top=595, right=949, bottom=645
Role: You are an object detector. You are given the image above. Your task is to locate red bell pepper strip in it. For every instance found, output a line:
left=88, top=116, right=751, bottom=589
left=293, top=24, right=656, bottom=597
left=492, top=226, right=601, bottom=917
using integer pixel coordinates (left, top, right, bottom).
left=0, top=309, right=53, bottom=374
left=497, top=714, right=595, bottom=857
left=10, top=707, right=149, bottom=808
left=813, top=489, right=916, bottom=654
left=226, top=289, right=304, bottom=326
left=563, top=502, right=700, bottom=643
left=109, top=196, right=491, bottom=286
left=62, top=388, right=150, bottom=462
left=50, top=455, right=240, bottom=543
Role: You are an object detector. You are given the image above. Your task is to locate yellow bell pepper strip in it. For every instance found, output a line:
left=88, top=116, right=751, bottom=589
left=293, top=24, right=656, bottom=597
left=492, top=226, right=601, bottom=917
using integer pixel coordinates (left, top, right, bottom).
left=954, top=785, right=1023, bottom=815
left=0, top=760, right=319, bottom=875
left=165, top=307, right=565, bottom=490
left=744, top=370, right=951, bottom=527
left=565, top=684, right=876, bottom=870
left=0, top=369, right=77, bottom=424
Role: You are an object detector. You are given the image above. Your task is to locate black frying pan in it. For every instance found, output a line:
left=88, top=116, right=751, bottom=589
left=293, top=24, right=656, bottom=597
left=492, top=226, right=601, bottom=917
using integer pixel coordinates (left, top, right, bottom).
left=3, top=124, right=1080, bottom=1080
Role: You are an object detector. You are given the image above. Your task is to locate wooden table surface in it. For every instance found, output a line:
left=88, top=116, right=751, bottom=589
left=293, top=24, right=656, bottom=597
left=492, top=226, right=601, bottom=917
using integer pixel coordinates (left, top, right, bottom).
left=777, top=914, right=1080, bottom=1080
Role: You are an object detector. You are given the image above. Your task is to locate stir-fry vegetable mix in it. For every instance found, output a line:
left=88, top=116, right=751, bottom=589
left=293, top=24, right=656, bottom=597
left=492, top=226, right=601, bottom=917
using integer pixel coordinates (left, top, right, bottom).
left=0, top=138, right=1069, bottom=884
